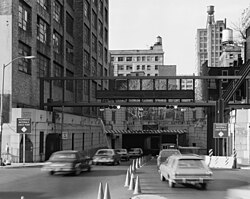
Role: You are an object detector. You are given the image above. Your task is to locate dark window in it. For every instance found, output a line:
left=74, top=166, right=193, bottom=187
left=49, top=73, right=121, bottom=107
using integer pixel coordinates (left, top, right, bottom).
left=37, top=53, right=50, bottom=77
left=92, top=34, right=97, bottom=53
left=66, top=41, right=74, bottom=63
left=97, top=63, right=103, bottom=76
left=39, top=131, right=44, bottom=154
left=82, top=133, right=85, bottom=150
left=104, top=48, right=108, bottom=63
left=118, top=57, right=123, bottom=61
left=98, top=20, right=103, bottom=38
left=98, top=42, right=103, bottom=59
left=84, top=77, right=89, bottom=95
left=92, top=81, right=97, bottom=98
left=98, top=0, right=103, bottom=16
left=84, top=50, right=90, bottom=73
left=92, top=10, right=97, bottom=30
left=105, top=8, right=108, bottom=24
left=53, top=63, right=63, bottom=87
left=18, top=42, right=32, bottom=74
left=72, top=133, right=75, bottom=150
left=84, top=24, right=90, bottom=46
left=66, top=12, right=74, bottom=36
left=92, top=57, right=97, bottom=76
left=19, top=1, right=31, bottom=32
left=112, top=111, right=116, bottom=124
left=104, top=28, right=108, bottom=44
left=66, top=69, right=74, bottom=91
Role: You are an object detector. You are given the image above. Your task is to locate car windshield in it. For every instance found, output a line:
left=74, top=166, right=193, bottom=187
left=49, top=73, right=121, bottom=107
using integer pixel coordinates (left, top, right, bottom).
left=177, top=159, right=204, bottom=168
left=50, top=153, right=76, bottom=160
left=160, top=150, right=180, bottom=157
left=116, top=149, right=126, bottom=153
left=96, top=150, right=113, bottom=155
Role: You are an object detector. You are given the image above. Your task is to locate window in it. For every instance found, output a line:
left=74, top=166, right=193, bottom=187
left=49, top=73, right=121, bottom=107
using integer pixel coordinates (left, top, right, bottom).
left=98, top=42, right=103, bottom=59
left=91, top=81, right=97, bottom=98
left=104, top=28, right=108, bottom=44
left=147, top=65, right=151, bottom=70
left=142, top=65, right=145, bottom=70
left=105, top=8, right=108, bottom=24
left=19, top=2, right=31, bottom=32
left=137, top=56, right=141, bottom=61
left=84, top=0, right=90, bottom=20
left=66, top=12, right=74, bottom=36
left=92, top=34, right=97, bottom=53
left=18, top=42, right=32, bottom=74
left=142, top=56, right=145, bottom=61
left=66, top=69, right=74, bottom=91
left=84, top=24, right=90, bottom=46
left=97, top=63, right=103, bottom=76
left=92, top=57, right=97, bottom=76
left=53, top=0, right=62, bottom=24
left=137, top=65, right=140, bottom=70
left=53, top=31, right=63, bottom=54
left=66, top=41, right=74, bottom=63
left=37, top=17, right=48, bottom=44
left=92, top=0, right=97, bottom=7
left=84, top=76, right=89, bottom=95
left=118, top=65, right=124, bottom=70
left=84, top=51, right=90, bottom=72
left=53, top=63, right=63, bottom=87
left=118, top=57, right=124, bottom=61
left=82, top=133, right=85, bottom=150
left=155, top=56, right=159, bottom=61
left=155, top=65, right=158, bottom=70
left=92, top=10, right=97, bottom=30
left=104, top=48, right=108, bottom=63
left=112, top=111, right=116, bottom=124
left=222, top=70, right=228, bottom=83
left=39, top=132, right=44, bottom=154
left=126, top=65, right=132, bottom=70
left=98, top=0, right=103, bottom=16
left=37, top=0, right=48, bottom=10
left=98, top=20, right=103, bottom=38
left=67, top=0, right=74, bottom=8
left=37, top=53, right=50, bottom=77
left=126, top=57, right=132, bottom=61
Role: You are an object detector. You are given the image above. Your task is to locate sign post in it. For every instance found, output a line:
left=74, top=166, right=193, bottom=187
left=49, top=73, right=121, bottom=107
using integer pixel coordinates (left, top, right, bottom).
left=213, top=123, right=229, bottom=156
left=17, top=118, right=31, bottom=164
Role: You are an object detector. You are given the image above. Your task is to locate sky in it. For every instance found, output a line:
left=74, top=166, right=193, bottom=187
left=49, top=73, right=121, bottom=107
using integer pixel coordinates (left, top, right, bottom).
left=109, top=0, right=250, bottom=75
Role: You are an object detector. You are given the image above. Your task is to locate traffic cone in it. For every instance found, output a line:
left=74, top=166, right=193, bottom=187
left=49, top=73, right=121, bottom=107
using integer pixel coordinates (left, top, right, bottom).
left=124, top=168, right=130, bottom=187
left=21, top=197, right=25, bottom=199
left=133, top=176, right=142, bottom=194
left=104, top=183, right=111, bottom=199
left=139, top=157, right=142, bottom=167
left=135, top=158, right=139, bottom=169
left=132, top=159, right=136, bottom=172
left=129, top=165, right=132, bottom=175
left=97, top=182, right=104, bottom=199
left=128, top=172, right=135, bottom=190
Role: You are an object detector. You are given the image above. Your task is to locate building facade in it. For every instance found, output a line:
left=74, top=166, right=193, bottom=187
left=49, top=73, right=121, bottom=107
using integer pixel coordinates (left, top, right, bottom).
left=0, top=0, right=110, bottom=163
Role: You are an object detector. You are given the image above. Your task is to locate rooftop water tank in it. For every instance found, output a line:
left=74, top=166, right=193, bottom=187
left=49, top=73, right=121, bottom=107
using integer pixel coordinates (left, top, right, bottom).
left=222, top=28, right=233, bottom=44
left=207, top=5, right=214, bottom=15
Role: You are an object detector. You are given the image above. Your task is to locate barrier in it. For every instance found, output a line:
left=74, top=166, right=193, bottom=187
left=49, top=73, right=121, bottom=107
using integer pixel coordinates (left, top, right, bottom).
left=209, top=156, right=234, bottom=169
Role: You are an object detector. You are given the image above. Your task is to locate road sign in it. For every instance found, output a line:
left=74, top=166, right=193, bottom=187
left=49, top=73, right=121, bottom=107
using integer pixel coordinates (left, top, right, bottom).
left=213, top=123, right=228, bottom=138
left=62, top=131, right=68, bottom=139
left=17, top=118, right=31, bottom=134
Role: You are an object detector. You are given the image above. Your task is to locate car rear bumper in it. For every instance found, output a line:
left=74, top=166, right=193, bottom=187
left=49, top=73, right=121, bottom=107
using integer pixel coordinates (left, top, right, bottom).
left=173, top=177, right=213, bottom=184
left=93, top=159, right=115, bottom=164
left=42, top=166, right=75, bottom=173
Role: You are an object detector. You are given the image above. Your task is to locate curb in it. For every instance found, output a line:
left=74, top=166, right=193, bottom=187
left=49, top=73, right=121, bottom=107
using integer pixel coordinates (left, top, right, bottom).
left=0, top=164, right=45, bottom=169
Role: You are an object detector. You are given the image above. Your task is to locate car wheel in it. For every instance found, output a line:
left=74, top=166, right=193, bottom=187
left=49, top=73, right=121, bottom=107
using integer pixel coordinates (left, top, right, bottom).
left=49, top=171, right=54, bottom=175
left=200, top=183, right=207, bottom=190
left=168, top=179, right=175, bottom=188
left=160, top=173, right=165, bottom=181
left=74, top=166, right=81, bottom=176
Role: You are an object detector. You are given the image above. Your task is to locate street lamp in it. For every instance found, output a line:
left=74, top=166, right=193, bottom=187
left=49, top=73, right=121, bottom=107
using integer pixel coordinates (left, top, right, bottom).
left=0, top=55, right=35, bottom=165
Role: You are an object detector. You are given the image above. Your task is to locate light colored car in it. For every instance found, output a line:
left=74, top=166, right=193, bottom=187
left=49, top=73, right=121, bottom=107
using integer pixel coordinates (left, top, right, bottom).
left=159, top=154, right=213, bottom=189
left=115, top=149, right=130, bottom=161
left=41, top=150, right=92, bottom=176
left=157, top=149, right=181, bottom=169
left=128, top=148, right=143, bottom=158
left=92, top=149, right=121, bottom=165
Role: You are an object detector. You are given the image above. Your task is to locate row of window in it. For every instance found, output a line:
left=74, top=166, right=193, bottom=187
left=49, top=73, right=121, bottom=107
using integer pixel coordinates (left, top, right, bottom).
left=112, top=55, right=162, bottom=62
left=117, top=73, right=159, bottom=77
left=117, top=65, right=159, bottom=71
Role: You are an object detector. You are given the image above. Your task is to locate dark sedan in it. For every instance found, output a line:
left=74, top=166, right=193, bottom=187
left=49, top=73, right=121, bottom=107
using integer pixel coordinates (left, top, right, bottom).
left=41, top=150, right=92, bottom=176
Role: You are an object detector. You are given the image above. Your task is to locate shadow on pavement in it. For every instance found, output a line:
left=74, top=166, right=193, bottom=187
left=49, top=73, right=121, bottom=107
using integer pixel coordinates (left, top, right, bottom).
left=0, top=192, right=51, bottom=199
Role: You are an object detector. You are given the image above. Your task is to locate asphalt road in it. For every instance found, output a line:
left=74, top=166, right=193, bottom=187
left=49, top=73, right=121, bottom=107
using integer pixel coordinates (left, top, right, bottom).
left=0, top=158, right=250, bottom=199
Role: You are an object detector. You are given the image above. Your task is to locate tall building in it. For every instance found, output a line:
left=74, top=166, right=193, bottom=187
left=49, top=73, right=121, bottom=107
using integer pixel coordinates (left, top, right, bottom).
left=110, top=36, right=164, bottom=77
left=0, top=0, right=110, bottom=163
left=196, top=5, right=226, bottom=75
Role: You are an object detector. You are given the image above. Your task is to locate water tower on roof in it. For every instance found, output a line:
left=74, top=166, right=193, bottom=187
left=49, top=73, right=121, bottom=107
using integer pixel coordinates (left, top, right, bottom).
left=222, top=28, right=233, bottom=45
left=207, top=5, right=215, bottom=25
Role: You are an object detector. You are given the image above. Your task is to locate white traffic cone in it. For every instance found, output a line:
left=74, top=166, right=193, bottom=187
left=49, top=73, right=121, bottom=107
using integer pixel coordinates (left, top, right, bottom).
left=97, top=182, right=104, bottom=199
left=132, top=159, right=136, bottom=172
left=104, top=183, right=111, bottom=199
left=128, top=172, right=135, bottom=190
left=129, top=165, right=132, bottom=175
left=133, top=175, right=142, bottom=194
left=124, top=168, right=130, bottom=187
left=21, top=197, right=25, bottom=199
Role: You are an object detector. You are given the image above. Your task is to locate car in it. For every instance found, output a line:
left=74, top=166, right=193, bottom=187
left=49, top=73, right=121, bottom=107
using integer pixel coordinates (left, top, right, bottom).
left=92, top=149, right=121, bottom=165
left=128, top=148, right=143, bottom=158
left=157, top=149, right=181, bottom=169
left=115, top=148, right=130, bottom=161
left=41, top=150, right=92, bottom=176
left=159, top=154, right=213, bottom=189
